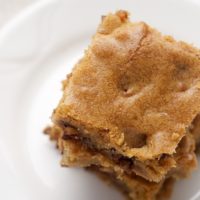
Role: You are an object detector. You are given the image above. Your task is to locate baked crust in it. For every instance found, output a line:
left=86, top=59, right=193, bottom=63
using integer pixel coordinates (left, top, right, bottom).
left=46, top=10, right=200, bottom=200
left=53, top=11, right=200, bottom=162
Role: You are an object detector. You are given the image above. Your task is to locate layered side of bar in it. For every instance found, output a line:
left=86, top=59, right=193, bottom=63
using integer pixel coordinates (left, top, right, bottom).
left=44, top=125, right=197, bottom=200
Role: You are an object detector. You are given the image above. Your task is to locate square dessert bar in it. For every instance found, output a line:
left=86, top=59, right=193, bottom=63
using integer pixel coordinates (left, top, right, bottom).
left=46, top=10, right=200, bottom=200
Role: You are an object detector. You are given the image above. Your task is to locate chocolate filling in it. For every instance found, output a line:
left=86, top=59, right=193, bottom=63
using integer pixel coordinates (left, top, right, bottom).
left=58, top=115, right=199, bottom=182
left=61, top=127, right=171, bottom=182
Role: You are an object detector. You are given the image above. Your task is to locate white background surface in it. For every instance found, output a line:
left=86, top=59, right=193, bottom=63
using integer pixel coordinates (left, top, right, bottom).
left=0, top=0, right=200, bottom=200
left=0, top=0, right=37, bottom=27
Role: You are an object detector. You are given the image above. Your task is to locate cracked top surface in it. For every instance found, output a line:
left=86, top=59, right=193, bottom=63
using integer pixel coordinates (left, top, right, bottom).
left=53, top=11, right=200, bottom=160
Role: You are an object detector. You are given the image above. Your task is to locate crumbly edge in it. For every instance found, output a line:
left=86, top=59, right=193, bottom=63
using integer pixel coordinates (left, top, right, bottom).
left=46, top=118, right=197, bottom=183
left=44, top=126, right=175, bottom=200
left=87, top=166, right=175, bottom=200
left=44, top=124, right=197, bottom=200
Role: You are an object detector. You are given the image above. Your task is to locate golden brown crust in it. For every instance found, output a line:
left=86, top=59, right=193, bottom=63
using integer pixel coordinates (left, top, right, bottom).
left=53, top=11, right=200, bottom=161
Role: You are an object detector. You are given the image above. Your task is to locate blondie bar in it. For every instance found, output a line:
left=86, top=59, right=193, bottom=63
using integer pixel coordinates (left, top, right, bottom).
left=45, top=10, right=200, bottom=199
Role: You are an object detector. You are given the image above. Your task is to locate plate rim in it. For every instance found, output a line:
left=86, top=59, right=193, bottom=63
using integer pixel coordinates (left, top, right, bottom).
left=1, top=0, right=200, bottom=200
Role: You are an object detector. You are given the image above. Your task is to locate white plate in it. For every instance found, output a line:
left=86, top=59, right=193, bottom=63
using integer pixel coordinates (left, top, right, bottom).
left=0, top=0, right=200, bottom=199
